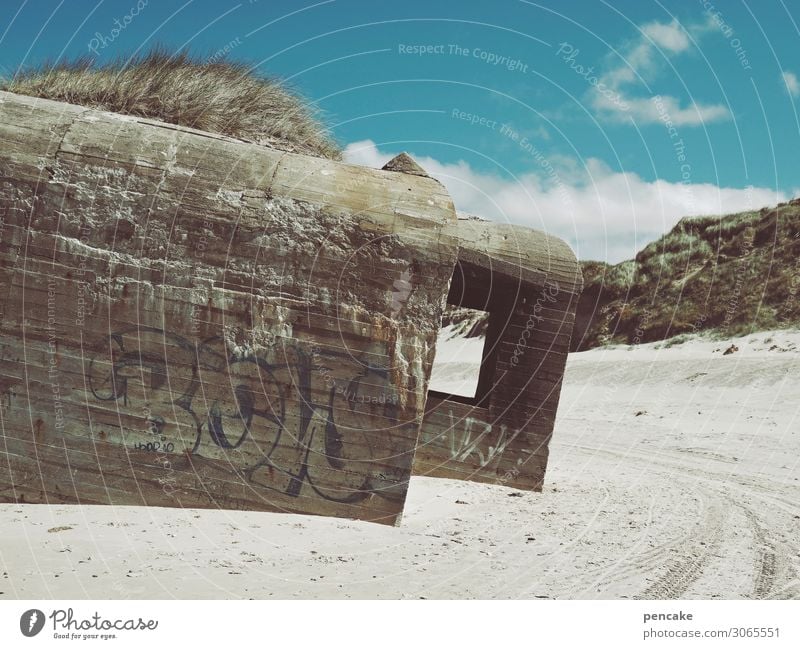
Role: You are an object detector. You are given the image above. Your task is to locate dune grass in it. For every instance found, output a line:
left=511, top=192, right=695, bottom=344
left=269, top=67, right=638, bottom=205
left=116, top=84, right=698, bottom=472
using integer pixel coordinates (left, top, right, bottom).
left=1, top=49, right=341, bottom=159
left=574, top=199, right=800, bottom=350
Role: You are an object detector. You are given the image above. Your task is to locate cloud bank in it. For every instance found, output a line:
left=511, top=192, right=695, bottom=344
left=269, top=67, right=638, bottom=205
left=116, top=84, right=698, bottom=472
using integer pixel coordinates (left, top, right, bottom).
left=344, top=140, right=787, bottom=263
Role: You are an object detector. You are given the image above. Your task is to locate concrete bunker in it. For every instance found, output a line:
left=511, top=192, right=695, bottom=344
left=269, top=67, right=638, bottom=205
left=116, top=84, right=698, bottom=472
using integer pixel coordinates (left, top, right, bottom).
left=415, top=217, right=583, bottom=490
left=0, top=91, right=582, bottom=525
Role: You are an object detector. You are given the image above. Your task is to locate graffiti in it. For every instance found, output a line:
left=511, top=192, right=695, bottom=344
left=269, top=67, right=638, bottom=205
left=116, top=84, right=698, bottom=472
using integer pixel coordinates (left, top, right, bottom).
left=86, top=327, right=409, bottom=504
left=132, top=439, right=175, bottom=453
left=421, top=409, right=520, bottom=468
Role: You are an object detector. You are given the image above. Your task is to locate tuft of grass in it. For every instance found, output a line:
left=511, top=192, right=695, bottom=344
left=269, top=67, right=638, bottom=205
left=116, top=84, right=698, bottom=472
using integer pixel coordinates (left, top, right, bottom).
left=1, top=49, right=341, bottom=160
left=662, top=333, right=690, bottom=348
left=441, top=306, right=489, bottom=339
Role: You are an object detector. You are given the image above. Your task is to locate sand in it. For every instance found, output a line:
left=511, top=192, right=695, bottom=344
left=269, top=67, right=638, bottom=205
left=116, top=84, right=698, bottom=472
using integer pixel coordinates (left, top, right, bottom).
left=1, top=330, right=798, bottom=599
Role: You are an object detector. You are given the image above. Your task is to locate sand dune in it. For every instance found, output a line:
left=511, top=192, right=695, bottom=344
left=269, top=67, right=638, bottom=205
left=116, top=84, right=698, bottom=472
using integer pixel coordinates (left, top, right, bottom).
left=1, top=330, right=798, bottom=599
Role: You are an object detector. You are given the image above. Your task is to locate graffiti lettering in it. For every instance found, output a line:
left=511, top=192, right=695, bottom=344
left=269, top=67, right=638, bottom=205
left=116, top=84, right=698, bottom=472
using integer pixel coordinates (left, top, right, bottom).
left=421, top=409, right=520, bottom=468
left=87, top=327, right=408, bottom=504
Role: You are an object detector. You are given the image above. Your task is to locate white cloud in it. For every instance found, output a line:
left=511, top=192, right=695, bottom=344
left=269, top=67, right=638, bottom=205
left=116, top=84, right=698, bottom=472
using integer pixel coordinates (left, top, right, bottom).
left=594, top=91, right=730, bottom=127
left=595, top=93, right=730, bottom=126
left=592, top=19, right=730, bottom=126
left=783, top=70, right=800, bottom=97
left=344, top=140, right=785, bottom=263
left=642, top=19, right=691, bottom=53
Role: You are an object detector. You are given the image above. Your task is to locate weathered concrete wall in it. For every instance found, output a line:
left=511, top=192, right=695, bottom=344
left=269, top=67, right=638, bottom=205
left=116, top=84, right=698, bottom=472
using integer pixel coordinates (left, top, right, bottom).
left=0, top=91, right=458, bottom=525
left=414, top=217, right=583, bottom=491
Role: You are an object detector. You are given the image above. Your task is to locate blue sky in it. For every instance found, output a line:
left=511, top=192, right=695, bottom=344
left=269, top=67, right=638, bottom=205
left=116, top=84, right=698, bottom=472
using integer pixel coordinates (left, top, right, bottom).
left=1, top=0, right=798, bottom=261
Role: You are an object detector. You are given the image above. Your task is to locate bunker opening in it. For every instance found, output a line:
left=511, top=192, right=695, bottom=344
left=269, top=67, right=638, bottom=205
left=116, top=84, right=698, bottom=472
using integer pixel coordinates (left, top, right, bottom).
left=428, top=259, right=519, bottom=405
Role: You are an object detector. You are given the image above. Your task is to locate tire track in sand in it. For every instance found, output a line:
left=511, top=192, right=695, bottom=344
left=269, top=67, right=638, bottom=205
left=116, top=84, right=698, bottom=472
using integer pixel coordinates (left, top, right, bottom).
left=740, top=505, right=778, bottom=599
left=636, top=489, right=726, bottom=599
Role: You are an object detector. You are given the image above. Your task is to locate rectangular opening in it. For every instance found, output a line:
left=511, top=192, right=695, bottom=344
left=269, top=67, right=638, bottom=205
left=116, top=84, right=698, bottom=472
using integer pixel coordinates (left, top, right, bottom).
left=428, top=306, right=489, bottom=400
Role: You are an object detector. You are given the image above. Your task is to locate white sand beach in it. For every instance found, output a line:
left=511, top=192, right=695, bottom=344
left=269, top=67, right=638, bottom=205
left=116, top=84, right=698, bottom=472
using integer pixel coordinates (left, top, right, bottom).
left=1, top=330, right=798, bottom=599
